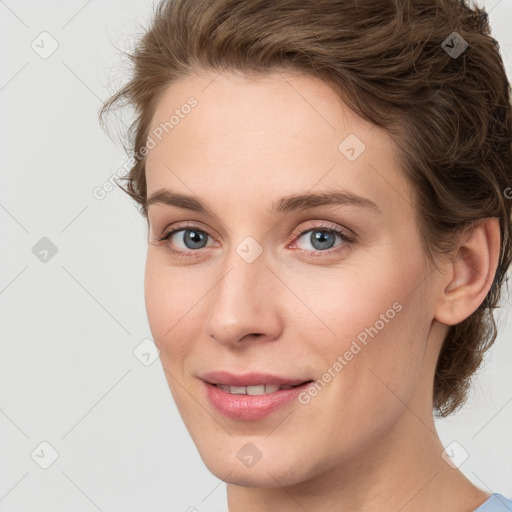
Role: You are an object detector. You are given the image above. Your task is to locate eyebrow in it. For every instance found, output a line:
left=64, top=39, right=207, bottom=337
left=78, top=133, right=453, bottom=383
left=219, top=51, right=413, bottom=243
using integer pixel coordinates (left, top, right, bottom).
left=146, top=188, right=382, bottom=215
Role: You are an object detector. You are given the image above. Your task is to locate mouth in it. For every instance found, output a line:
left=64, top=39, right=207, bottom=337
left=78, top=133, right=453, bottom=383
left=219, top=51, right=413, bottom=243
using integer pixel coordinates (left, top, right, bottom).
left=200, top=370, right=314, bottom=391
left=200, top=372, right=316, bottom=421
left=212, top=381, right=313, bottom=395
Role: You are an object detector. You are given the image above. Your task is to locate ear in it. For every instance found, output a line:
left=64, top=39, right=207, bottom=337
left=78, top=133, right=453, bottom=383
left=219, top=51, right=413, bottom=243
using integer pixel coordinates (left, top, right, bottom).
left=434, top=217, right=501, bottom=326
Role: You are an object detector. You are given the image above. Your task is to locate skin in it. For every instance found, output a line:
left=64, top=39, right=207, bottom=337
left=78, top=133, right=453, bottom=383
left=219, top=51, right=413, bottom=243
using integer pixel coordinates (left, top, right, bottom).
left=143, top=69, right=500, bottom=511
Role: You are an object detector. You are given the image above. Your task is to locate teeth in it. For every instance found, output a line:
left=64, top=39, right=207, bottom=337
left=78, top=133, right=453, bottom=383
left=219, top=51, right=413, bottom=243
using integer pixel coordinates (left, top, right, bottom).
left=247, top=385, right=266, bottom=395
left=215, top=383, right=294, bottom=395
left=230, top=385, right=247, bottom=394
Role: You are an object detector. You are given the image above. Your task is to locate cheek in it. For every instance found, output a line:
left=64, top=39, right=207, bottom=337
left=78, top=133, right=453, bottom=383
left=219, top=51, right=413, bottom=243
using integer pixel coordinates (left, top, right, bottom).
left=282, top=251, right=414, bottom=348
left=327, top=267, right=431, bottom=429
left=144, top=260, right=170, bottom=345
left=144, top=253, right=191, bottom=355
left=144, top=259, right=199, bottom=414
left=144, top=250, right=220, bottom=373
left=295, top=247, right=430, bottom=391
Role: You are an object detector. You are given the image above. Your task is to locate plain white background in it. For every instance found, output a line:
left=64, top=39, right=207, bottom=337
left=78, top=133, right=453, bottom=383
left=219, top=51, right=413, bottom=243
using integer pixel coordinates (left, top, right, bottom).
left=0, top=1, right=511, bottom=510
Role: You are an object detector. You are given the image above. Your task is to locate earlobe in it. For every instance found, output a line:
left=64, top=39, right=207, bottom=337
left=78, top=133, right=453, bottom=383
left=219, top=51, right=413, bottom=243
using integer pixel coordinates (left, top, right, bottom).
left=434, top=217, right=501, bottom=326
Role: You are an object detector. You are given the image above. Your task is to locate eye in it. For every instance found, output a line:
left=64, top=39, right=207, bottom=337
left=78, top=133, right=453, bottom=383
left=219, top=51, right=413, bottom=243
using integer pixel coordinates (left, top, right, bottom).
left=159, top=225, right=213, bottom=255
left=154, top=221, right=216, bottom=260
left=155, top=221, right=355, bottom=260
left=292, top=224, right=354, bottom=255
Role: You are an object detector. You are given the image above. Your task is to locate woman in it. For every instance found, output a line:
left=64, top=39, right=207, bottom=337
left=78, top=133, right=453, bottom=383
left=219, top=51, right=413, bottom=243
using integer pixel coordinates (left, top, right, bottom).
left=100, top=0, right=512, bottom=510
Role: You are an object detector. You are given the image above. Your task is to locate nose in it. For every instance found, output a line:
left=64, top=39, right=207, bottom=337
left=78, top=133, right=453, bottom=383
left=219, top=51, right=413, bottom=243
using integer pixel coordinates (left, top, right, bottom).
left=204, top=246, right=283, bottom=348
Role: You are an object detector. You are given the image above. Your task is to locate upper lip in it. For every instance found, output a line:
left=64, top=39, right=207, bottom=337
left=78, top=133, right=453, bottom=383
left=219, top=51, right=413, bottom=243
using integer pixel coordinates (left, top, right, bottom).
left=200, top=371, right=312, bottom=387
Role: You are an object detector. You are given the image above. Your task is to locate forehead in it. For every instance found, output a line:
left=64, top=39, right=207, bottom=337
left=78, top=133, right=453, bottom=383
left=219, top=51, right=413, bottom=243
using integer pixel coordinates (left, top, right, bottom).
left=147, top=70, right=378, bottom=160
left=145, top=70, right=411, bottom=219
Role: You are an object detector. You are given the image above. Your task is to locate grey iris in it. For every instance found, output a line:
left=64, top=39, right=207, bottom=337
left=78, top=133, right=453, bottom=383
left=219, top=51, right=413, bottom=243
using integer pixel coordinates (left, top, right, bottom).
left=183, top=230, right=207, bottom=249
left=311, top=230, right=335, bottom=250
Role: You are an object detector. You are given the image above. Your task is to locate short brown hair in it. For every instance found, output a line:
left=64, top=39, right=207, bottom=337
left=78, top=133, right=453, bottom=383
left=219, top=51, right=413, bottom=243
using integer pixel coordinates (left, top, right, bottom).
left=100, top=0, right=512, bottom=417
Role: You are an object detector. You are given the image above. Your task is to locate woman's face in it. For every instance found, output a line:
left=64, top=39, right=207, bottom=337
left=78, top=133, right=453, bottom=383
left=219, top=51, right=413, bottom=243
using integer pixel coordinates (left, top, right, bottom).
left=144, top=70, right=446, bottom=487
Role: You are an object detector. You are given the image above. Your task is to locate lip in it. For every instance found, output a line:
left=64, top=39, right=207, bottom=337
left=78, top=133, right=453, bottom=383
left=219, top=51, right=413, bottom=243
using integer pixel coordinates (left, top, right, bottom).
left=200, top=371, right=310, bottom=387
left=200, top=371, right=314, bottom=421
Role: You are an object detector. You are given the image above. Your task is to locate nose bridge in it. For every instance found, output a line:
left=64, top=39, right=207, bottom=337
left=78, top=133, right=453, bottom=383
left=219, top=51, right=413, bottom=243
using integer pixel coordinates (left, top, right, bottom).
left=205, top=239, right=281, bottom=345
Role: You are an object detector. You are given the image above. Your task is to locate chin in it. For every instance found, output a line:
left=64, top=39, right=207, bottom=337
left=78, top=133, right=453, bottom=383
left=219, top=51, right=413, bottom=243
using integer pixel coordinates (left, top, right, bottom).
left=210, top=462, right=302, bottom=488
left=197, top=444, right=318, bottom=489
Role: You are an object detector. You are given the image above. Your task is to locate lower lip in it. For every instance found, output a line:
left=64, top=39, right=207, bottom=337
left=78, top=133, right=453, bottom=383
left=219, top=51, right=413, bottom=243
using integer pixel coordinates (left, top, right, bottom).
left=202, top=380, right=313, bottom=421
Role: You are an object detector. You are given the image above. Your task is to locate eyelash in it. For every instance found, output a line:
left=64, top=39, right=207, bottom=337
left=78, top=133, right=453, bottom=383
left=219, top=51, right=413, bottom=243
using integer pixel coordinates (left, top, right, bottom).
left=156, top=222, right=355, bottom=260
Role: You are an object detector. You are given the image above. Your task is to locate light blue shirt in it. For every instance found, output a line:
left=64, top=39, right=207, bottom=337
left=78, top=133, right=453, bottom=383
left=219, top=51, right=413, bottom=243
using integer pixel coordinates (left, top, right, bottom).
left=474, top=493, right=512, bottom=511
